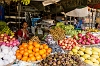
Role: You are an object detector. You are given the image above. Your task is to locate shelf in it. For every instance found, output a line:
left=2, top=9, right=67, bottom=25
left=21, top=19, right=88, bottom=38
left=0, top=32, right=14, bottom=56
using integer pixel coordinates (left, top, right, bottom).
left=5, top=16, right=26, bottom=19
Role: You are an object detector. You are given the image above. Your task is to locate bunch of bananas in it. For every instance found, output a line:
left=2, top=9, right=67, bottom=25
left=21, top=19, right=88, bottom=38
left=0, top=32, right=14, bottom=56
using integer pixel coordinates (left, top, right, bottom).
left=12, top=0, right=30, bottom=5
left=21, top=0, right=30, bottom=5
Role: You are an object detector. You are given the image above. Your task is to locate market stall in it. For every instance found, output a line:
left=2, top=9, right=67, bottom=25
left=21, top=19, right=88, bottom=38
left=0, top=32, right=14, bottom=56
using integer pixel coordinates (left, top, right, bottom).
left=1, top=0, right=100, bottom=66
left=1, top=20, right=100, bottom=66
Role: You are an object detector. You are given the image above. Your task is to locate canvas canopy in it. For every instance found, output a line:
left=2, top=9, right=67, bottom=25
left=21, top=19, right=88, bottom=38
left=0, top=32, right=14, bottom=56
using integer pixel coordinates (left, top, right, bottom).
left=61, top=6, right=88, bottom=17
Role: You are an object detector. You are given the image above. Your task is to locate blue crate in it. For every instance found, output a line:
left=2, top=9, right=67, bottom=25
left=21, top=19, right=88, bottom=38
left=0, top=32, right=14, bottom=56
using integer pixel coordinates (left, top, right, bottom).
left=31, top=18, right=40, bottom=26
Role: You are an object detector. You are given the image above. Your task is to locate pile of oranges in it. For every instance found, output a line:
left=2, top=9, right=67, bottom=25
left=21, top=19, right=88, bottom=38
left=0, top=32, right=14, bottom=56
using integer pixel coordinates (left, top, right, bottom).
left=15, top=41, right=52, bottom=62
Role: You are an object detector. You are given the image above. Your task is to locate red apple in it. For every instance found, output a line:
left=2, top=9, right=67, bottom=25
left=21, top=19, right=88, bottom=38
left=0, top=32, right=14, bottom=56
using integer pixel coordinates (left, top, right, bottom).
left=12, top=38, right=16, bottom=41
left=78, top=33, right=82, bottom=38
left=0, top=34, right=4, bottom=37
left=4, top=37, right=8, bottom=40
left=10, top=36, right=13, bottom=39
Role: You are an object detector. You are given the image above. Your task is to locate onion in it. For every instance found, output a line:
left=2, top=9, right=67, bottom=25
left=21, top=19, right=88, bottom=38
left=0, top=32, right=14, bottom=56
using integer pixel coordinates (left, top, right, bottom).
left=81, top=41, right=85, bottom=45
left=86, top=42, right=90, bottom=45
left=9, top=41, right=13, bottom=44
left=12, top=43, right=17, bottom=46
left=2, top=42, right=6, bottom=45
left=6, top=43, right=10, bottom=47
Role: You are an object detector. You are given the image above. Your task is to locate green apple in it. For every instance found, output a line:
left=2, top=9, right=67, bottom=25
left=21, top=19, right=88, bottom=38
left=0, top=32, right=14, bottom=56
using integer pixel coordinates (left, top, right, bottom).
left=69, top=51, right=73, bottom=55
left=78, top=51, right=84, bottom=55
left=94, top=60, right=99, bottom=64
left=72, top=49, right=78, bottom=53
left=92, top=47, right=100, bottom=52
left=73, top=46, right=80, bottom=50
left=84, top=50, right=92, bottom=55
left=89, top=57, right=97, bottom=62
left=84, top=60, right=93, bottom=65
left=85, top=48, right=92, bottom=50
left=80, top=57, right=85, bottom=61
left=92, top=50, right=98, bottom=55
left=97, top=58, right=100, bottom=63
left=93, top=63, right=99, bottom=66
left=98, top=53, right=100, bottom=57
left=79, top=47, right=85, bottom=51
left=82, top=54, right=90, bottom=59
left=91, top=55, right=99, bottom=59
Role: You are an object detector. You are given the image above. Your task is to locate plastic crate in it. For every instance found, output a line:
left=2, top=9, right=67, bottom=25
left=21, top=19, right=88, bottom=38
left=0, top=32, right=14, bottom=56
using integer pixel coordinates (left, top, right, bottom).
left=31, top=18, right=40, bottom=26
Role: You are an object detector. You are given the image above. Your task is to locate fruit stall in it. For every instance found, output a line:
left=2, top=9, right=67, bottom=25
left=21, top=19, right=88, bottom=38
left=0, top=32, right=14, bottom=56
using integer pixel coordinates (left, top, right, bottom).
left=1, top=20, right=100, bottom=66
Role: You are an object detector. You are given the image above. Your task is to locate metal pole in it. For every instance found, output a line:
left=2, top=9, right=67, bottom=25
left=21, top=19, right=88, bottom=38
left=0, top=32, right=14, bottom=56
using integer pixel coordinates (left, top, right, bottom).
left=18, top=2, right=21, bottom=29
left=92, top=9, right=93, bottom=28
left=70, top=16, right=71, bottom=24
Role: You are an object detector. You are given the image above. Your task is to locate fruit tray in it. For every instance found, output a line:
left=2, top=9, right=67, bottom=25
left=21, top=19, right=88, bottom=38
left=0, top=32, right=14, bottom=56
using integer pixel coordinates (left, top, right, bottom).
left=37, top=52, right=92, bottom=66
left=15, top=60, right=41, bottom=66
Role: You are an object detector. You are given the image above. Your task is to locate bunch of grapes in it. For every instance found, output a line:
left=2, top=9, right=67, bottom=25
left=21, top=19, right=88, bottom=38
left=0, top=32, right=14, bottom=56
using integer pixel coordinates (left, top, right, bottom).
left=0, top=26, right=14, bottom=36
left=0, top=21, right=14, bottom=36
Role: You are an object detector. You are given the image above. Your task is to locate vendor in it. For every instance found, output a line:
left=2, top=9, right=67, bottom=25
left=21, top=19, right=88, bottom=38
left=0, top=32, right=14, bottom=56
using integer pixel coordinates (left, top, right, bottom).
left=15, top=21, right=29, bottom=42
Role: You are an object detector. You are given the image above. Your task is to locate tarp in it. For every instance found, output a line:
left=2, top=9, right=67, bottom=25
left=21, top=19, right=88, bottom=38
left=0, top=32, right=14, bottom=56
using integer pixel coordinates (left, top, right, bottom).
left=61, top=6, right=88, bottom=17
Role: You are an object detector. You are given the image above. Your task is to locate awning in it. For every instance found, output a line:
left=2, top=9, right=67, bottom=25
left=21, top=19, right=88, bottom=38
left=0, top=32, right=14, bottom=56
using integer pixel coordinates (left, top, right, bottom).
left=61, top=6, right=88, bottom=17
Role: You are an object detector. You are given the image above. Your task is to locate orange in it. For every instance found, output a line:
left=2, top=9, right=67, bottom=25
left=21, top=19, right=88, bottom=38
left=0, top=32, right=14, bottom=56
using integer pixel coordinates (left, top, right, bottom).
left=42, top=54, right=46, bottom=59
left=22, top=43, right=28, bottom=48
left=28, top=50, right=32, bottom=53
left=27, top=58, right=31, bottom=62
left=21, top=56, right=28, bottom=61
left=30, top=56, right=36, bottom=61
left=28, top=45, right=33, bottom=50
left=19, top=45, right=24, bottom=50
left=47, top=48, right=52, bottom=53
left=33, top=47, right=39, bottom=52
left=34, top=52, right=40, bottom=57
left=36, top=55, right=42, bottom=60
left=16, top=49, right=20, bottom=53
left=20, top=49, right=24, bottom=54
left=29, top=53, right=34, bottom=57
left=23, top=52, right=29, bottom=56
left=46, top=53, right=49, bottom=55
left=16, top=52, right=19, bottom=56
left=33, top=41, right=38, bottom=46
left=39, top=45, right=43, bottom=50
left=42, top=44, right=46, bottom=46
left=42, top=49, right=46, bottom=53
left=34, top=43, right=40, bottom=48
left=32, top=52, right=35, bottom=55
left=16, top=53, right=22, bottom=60
left=29, top=41, right=33, bottom=45
left=39, top=50, right=44, bottom=55
left=24, top=48, right=28, bottom=52
left=43, top=45, right=48, bottom=50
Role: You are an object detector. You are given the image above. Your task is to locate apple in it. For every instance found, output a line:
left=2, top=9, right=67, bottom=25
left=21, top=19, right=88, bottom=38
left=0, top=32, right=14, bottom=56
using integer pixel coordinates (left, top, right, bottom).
left=4, top=37, right=7, bottom=40
left=12, top=38, right=16, bottom=41
left=0, top=34, right=4, bottom=37
left=78, top=33, right=82, bottom=38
